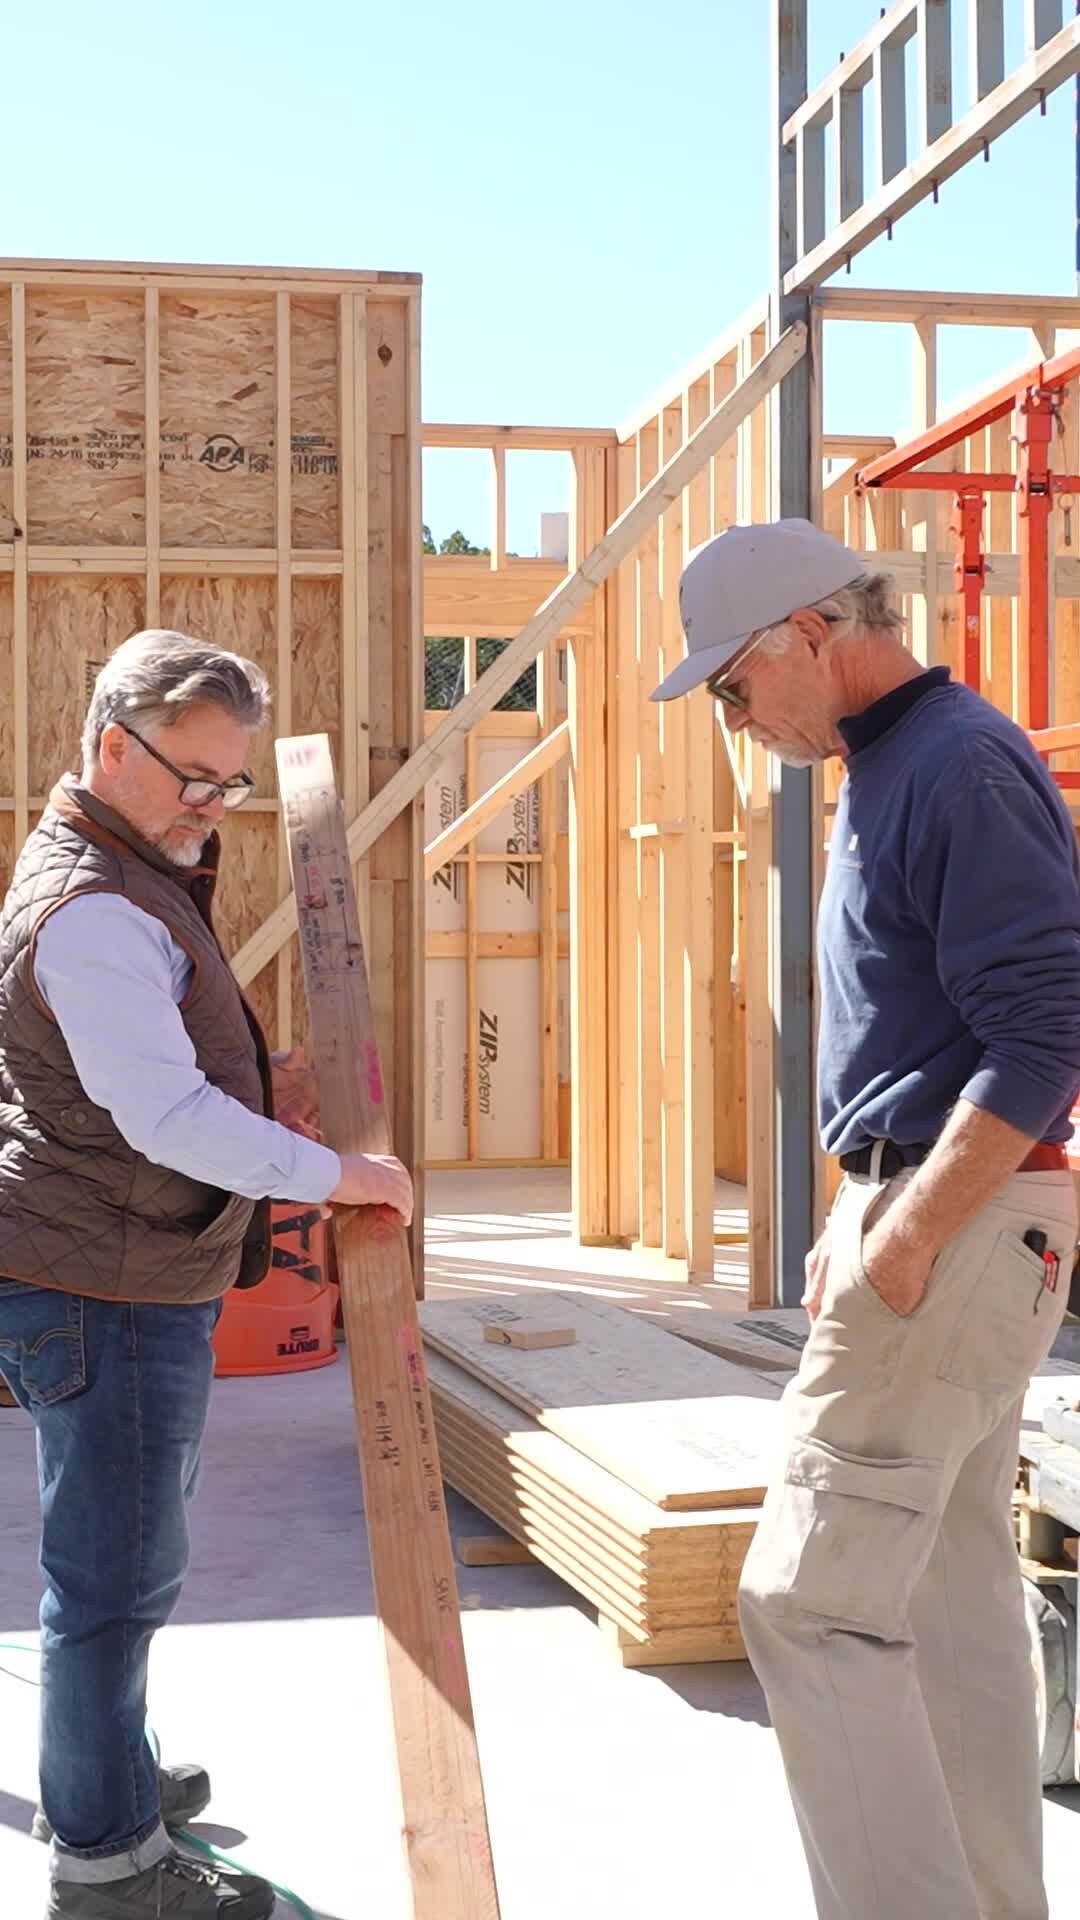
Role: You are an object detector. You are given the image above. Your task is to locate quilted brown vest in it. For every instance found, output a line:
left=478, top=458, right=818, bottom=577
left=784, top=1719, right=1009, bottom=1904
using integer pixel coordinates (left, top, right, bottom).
left=0, top=778, right=273, bottom=1304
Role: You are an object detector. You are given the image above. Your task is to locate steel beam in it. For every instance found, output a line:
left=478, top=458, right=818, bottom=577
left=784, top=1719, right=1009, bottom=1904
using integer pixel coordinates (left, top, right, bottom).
left=771, top=0, right=817, bottom=1309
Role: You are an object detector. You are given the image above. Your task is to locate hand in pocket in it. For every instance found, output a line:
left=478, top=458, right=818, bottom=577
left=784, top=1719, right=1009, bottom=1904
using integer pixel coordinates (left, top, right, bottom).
left=860, top=1222, right=934, bottom=1319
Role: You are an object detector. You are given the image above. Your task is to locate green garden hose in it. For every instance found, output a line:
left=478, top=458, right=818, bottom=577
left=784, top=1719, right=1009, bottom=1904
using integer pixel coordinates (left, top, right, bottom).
left=0, top=1642, right=316, bottom=1920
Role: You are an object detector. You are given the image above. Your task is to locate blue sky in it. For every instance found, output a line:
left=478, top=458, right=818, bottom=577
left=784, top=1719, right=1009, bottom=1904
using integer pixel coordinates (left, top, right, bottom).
left=8, top=0, right=1079, bottom=550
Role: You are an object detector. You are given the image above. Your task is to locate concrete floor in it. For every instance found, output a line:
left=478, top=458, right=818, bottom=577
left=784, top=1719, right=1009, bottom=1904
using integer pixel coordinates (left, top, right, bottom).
left=2, top=1168, right=1080, bottom=1917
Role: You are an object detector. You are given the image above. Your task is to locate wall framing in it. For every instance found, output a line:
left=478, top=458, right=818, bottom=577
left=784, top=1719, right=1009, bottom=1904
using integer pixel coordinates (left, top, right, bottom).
left=418, top=286, right=1080, bottom=1299
left=0, top=255, right=424, bottom=1185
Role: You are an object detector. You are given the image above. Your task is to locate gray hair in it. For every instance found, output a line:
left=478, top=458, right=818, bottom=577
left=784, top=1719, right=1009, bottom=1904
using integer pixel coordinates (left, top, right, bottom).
left=82, top=629, right=271, bottom=763
left=757, top=571, right=905, bottom=656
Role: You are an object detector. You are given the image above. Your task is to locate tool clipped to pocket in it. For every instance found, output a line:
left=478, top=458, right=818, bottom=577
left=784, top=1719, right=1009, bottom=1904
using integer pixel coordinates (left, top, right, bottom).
left=1024, top=1228, right=1060, bottom=1311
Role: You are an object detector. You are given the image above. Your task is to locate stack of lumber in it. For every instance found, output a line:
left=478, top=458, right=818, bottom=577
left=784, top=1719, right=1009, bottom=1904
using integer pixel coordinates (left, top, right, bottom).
left=420, top=1293, right=783, bottom=1666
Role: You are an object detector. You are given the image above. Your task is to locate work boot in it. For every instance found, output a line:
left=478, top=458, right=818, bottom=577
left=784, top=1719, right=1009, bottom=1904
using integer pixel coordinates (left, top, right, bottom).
left=46, top=1850, right=275, bottom=1917
left=34, top=1765, right=212, bottom=1844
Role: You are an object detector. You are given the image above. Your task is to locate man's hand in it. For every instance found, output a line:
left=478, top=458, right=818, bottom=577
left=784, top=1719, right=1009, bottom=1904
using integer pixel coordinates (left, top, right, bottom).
left=859, top=1220, right=935, bottom=1319
left=330, top=1151, right=414, bottom=1227
left=271, top=1047, right=320, bottom=1133
left=802, top=1222, right=833, bottom=1322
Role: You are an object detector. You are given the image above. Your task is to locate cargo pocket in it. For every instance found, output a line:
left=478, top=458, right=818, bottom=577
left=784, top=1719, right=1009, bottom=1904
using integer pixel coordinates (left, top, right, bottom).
left=754, top=1437, right=943, bottom=1638
left=937, top=1228, right=1062, bottom=1397
left=0, top=1287, right=87, bottom=1407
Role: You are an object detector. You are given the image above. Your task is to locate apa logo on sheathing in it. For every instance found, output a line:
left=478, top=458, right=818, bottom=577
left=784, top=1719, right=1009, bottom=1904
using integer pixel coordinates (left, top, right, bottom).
left=199, top=433, right=246, bottom=472
left=151, top=431, right=335, bottom=477
left=477, top=1009, right=499, bottom=1117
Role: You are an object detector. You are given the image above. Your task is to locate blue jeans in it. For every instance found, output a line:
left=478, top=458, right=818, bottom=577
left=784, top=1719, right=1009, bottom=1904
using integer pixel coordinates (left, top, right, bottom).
left=0, top=1282, right=220, bottom=1883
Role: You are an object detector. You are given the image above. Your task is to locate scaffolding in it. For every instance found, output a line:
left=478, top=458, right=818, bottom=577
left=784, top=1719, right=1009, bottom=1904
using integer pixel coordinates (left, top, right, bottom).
left=858, top=341, right=1080, bottom=785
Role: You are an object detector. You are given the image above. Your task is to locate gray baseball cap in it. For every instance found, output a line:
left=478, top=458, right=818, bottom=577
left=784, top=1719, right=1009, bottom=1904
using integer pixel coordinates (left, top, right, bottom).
left=650, top=518, right=865, bottom=702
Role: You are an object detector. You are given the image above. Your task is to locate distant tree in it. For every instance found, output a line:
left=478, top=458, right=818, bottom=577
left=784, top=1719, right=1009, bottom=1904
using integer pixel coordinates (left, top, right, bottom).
left=439, top=530, right=488, bottom=555
left=422, top=523, right=436, bottom=555
left=423, top=634, right=536, bottom=714
left=424, top=636, right=464, bottom=709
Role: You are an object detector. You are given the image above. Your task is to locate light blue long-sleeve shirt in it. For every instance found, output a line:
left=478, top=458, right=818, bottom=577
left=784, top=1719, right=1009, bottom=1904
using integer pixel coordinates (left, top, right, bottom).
left=34, top=893, right=342, bottom=1204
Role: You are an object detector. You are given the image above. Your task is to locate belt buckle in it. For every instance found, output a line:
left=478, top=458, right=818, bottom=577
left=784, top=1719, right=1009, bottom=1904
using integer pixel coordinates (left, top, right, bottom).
left=868, top=1140, right=889, bottom=1182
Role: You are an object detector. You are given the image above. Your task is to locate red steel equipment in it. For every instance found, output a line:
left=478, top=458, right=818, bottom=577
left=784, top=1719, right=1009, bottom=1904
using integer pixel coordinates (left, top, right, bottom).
left=858, top=341, right=1080, bottom=786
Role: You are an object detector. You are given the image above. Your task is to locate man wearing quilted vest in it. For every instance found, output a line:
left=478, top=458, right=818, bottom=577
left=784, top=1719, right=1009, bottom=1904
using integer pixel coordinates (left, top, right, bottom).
left=0, top=631, right=413, bottom=1920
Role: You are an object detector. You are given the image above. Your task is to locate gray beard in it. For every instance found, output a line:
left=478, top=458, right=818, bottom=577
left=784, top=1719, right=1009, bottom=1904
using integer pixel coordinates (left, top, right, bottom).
left=154, top=827, right=210, bottom=869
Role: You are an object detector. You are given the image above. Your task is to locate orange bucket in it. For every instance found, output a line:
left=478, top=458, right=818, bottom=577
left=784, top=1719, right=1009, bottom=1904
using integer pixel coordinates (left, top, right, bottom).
left=212, top=1202, right=339, bottom=1378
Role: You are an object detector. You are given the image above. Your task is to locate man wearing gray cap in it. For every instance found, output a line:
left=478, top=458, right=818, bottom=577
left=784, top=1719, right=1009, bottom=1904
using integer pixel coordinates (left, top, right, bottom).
left=653, top=519, right=1080, bottom=1920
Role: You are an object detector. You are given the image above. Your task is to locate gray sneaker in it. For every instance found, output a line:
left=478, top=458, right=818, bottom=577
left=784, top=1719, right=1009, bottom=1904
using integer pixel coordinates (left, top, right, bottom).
left=34, top=1766, right=212, bottom=1845
left=46, top=1850, right=275, bottom=1917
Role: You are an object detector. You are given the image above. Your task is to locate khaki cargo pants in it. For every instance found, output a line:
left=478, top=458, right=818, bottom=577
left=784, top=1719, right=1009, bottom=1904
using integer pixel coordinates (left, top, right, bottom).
left=738, top=1166, right=1078, bottom=1920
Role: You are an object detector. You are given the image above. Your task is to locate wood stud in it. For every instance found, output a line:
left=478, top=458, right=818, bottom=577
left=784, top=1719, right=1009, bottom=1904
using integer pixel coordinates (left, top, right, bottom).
left=464, top=636, right=480, bottom=1165
left=144, top=288, right=161, bottom=627
left=569, top=448, right=611, bottom=1242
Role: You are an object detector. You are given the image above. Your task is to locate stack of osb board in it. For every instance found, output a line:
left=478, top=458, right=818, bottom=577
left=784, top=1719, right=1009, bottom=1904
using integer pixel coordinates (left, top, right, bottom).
left=420, top=1292, right=783, bottom=1666
left=0, top=256, right=424, bottom=1174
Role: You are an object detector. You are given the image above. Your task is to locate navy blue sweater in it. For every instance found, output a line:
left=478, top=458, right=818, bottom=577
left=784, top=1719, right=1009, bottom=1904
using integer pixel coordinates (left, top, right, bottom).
left=817, top=670, right=1080, bottom=1154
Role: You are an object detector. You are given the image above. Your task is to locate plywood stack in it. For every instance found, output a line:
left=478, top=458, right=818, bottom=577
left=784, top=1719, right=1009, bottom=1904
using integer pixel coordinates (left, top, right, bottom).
left=420, top=1293, right=783, bottom=1665
left=0, top=255, right=423, bottom=1182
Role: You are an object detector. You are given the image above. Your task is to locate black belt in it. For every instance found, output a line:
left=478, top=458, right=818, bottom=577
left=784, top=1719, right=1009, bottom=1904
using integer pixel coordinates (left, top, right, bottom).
left=839, top=1141, right=934, bottom=1178
left=842, top=1138, right=1069, bottom=1178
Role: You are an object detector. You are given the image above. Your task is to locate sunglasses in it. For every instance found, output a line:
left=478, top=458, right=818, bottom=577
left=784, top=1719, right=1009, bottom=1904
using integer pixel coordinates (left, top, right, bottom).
left=704, top=609, right=843, bottom=712
left=704, top=627, right=774, bottom=712
left=120, top=724, right=255, bottom=812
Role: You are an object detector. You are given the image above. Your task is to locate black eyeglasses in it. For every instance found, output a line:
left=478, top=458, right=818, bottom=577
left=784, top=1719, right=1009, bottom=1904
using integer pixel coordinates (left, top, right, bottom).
left=120, top=724, right=255, bottom=812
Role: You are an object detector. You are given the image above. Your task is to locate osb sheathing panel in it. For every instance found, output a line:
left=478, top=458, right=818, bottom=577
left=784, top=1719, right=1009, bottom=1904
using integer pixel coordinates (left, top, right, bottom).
left=248, top=962, right=278, bottom=1055
left=27, top=577, right=145, bottom=792
left=0, top=818, right=13, bottom=897
left=290, top=298, right=338, bottom=549
left=160, top=294, right=275, bottom=547
left=0, top=580, right=12, bottom=792
left=26, top=291, right=145, bottom=545
left=158, top=576, right=280, bottom=1045
left=289, top=576, right=344, bottom=1054
left=291, top=578, right=343, bottom=761
left=159, top=577, right=277, bottom=787
left=2, top=273, right=422, bottom=1114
